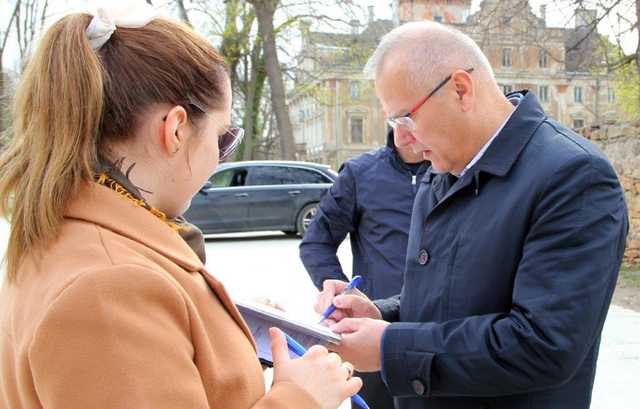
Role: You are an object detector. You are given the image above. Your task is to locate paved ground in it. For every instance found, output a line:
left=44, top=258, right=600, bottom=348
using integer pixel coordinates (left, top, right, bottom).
left=1, top=221, right=639, bottom=408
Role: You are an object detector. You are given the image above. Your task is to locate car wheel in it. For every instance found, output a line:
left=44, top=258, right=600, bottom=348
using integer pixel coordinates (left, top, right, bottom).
left=296, top=203, right=318, bottom=235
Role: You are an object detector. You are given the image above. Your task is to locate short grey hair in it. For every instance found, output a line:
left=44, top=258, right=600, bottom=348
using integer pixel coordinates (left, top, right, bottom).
left=364, top=21, right=494, bottom=90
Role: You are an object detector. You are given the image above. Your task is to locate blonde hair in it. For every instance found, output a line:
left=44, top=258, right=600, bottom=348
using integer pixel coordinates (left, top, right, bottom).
left=0, top=13, right=228, bottom=282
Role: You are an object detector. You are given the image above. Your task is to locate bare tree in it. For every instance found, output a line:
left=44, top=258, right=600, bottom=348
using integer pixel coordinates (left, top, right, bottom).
left=174, top=0, right=192, bottom=26
left=0, top=1, right=21, bottom=140
left=247, top=0, right=296, bottom=160
left=14, top=0, right=49, bottom=64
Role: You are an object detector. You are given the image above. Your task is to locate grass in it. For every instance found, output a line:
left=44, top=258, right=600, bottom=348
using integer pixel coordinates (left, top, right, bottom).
left=619, top=264, right=640, bottom=287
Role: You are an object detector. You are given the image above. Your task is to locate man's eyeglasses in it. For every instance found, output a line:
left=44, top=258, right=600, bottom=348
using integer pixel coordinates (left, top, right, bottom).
left=386, top=67, right=474, bottom=132
left=189, top=100, right=244, bottom=161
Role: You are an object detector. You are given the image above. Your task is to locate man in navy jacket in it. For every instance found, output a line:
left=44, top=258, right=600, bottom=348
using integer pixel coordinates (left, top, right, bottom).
left=318, top=22, right=628, bottom=409
left=300, top=130, right=428, bottom=408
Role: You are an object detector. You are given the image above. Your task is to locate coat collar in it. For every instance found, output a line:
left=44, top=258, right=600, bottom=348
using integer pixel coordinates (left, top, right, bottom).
left=64, top=182, right=257, bottom=348
left=385, top=129, right=430, bottom=175
left=474, top=90, right=545, bottom=177
left=64, top=182, right=204, bottom=272
left=421, top=90, right=545, bottom=185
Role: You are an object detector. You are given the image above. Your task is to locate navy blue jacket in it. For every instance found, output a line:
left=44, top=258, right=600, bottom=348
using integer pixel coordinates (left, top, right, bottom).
left=299, top=133, right=429, bottom=299
left=376, top=91, right=628, bottom=409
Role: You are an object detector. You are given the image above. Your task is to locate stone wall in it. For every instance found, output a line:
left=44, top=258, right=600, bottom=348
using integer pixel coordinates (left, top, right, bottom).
left=580, top=120, right=640, bottom=264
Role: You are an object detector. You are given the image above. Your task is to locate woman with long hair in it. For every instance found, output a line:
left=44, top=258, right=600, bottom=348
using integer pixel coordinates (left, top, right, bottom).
left=0, top=5, right=361, bottom=408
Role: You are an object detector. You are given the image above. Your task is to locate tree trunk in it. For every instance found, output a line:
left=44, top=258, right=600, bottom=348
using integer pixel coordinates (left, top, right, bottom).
left=0, top=62, right=6, bottom=141
left=242, top=41, right=266, bottom=160
left=636, top=0, right=640, bottom=79
left=174, top=0, right=191, bottom=27
left=248, top=0, right=296, bottom=160
left=0, top=2, right=21, bottom=139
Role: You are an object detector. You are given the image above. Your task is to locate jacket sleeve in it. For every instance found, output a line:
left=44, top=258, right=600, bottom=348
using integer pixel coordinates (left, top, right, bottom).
left=28, top=265, right=319, bottom=409
left=299, top=163, right=358, bottom=290
left=381, top=154, right=628, bottom=398
left=374, top=295, right=401, bottom=322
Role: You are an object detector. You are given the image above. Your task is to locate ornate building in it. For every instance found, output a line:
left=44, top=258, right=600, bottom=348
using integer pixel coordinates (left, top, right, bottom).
left=290, top=1, right=619, bottom=166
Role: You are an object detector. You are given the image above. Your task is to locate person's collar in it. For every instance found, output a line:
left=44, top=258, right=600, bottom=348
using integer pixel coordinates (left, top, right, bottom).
left=64, top=182, right=205, bottom=272
left=386, top=129, right=429, bottom=172
left=457, top=92, right=524, bottom=177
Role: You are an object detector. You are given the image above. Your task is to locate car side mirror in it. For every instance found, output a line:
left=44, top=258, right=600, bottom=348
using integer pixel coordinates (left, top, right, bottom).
left=198, top=181, right=213, bottom=196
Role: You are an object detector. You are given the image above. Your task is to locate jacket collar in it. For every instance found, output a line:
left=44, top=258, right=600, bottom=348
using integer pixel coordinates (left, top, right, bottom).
left=422, top=90, right=545, bottom=185
left=385, top=129, right=430, bottom=174
left=64, top=182, right=204, bottom=272
left=474, top=90, right=545, bottom=177
left=64, top=182, right=257, bottom=348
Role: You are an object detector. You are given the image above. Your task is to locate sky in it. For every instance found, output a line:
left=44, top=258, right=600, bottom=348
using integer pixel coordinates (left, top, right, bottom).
left=1, top=0, right=638, bottom=71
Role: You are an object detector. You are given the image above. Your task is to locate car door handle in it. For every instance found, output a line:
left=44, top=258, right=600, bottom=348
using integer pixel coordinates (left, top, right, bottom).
left=288, top=190, right=301, bottom=196
left=234, top=193, right=249, bottom=198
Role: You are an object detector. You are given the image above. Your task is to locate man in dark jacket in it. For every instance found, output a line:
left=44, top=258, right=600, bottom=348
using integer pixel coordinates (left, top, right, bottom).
left=300, top=130, right=428, bottom=408
left=317, top=22, right=628, bottom=409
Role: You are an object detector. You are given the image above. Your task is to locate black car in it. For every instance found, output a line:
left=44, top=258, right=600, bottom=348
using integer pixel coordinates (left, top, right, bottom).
left=185, top=161, right=337, bottom=235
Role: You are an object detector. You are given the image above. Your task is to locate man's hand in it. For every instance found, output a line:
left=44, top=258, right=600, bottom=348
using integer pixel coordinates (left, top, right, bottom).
left=315, top=279, right=382, bottom=325
left=329, top=318, right=390, bottom=372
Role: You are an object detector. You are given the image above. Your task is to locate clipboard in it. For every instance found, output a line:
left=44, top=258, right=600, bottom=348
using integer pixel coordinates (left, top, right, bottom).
left=235, top=300, right=342, bottom=366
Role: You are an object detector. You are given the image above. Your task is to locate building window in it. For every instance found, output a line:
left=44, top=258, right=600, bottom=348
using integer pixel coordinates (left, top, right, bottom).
left=573, top=119, right=585, bottom=129
left=299, top=109, right=305, bottom=122
left=608, top=88, right=616, bottom=104
left=502, top=48, right=512, bottom=67
left=574, top=86, right=583, bottom=103
left=350, top=117, right=364, bottom=144
left=539, top=49, right=548, bottom=68
left=350, top=81, right=360, bottom=99
left=434, top=15, right=443, bottom=23
left=539, top=85, right=549, bottom=102
left=502, top=84, right=513, bottom=95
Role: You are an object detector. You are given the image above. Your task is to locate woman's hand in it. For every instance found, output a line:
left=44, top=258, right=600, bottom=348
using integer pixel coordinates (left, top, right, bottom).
left=269, top=328, right=362, bottom=409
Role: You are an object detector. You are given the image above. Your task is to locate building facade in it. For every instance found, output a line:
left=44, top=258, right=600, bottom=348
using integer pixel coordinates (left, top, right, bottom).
left=290, top=0, right=619, bottom=166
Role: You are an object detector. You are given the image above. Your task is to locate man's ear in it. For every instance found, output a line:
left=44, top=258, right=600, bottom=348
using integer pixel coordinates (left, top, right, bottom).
left=451, top=69, right=474, bottom=112
left=161, top=105, right=189, bottom=155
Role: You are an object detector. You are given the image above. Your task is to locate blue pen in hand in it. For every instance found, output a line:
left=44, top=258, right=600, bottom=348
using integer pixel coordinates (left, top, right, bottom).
left=284, top=332, right=370, bottom=409
left=319, top=275, right=363, bottom=323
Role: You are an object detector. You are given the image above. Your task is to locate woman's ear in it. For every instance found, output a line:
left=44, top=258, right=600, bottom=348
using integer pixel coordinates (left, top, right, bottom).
left=162, top=105, right=189, bottom=155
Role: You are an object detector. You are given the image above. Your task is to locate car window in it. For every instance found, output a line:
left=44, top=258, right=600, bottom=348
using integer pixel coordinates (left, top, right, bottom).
left=289, top=168, right=332, bottom=184
left=246, top=166, right=297, bottom=186
left=211, top=168, right=247, bottom=187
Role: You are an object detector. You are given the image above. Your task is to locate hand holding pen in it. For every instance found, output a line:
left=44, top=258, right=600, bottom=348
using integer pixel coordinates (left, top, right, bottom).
left=316, top=275, right=382, bottom=324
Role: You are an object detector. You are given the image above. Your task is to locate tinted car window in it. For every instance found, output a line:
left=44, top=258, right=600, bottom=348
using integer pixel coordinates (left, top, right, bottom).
left=289, top=168, right=332, bottom=184
left=247, top=166, right=296, bottom=186
left=211, top=168, right=247, bottom=187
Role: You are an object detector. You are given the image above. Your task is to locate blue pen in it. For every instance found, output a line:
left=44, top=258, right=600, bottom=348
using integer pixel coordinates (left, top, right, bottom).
left=319, top=275, right=363, bottom=323
left=284, top=332, right=370, bottom=409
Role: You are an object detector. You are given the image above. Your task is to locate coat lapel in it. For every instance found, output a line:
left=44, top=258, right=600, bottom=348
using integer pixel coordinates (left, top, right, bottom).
left=65, top=183, right=257, bottom=350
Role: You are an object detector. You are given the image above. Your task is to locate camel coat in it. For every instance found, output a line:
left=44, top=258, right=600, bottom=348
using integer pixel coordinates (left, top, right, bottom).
left=0, top=183, right=319, bottom=409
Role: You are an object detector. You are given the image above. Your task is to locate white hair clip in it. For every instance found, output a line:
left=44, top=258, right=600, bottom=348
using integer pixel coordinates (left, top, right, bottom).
left=85, top=1, right=159, bottom=50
